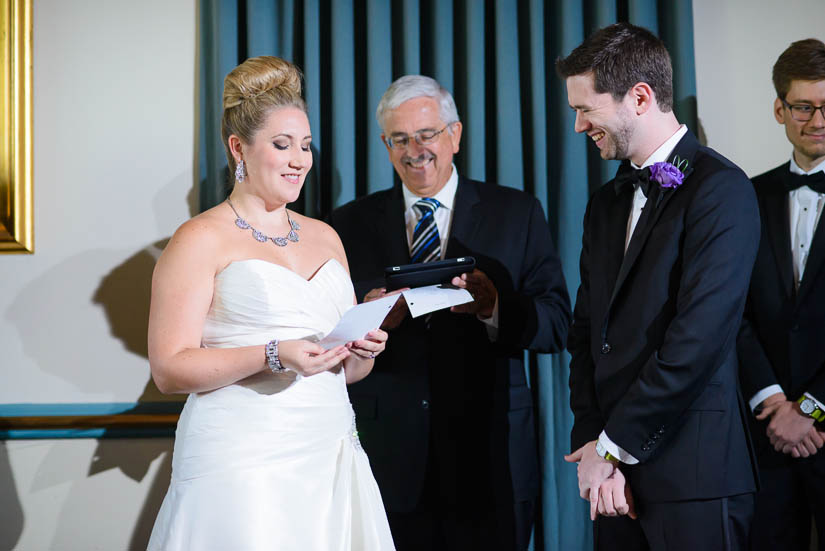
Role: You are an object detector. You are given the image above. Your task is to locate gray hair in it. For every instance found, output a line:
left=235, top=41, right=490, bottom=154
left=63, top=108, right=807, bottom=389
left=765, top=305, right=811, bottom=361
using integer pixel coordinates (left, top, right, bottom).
left=375, top=75, right=460, bottom=132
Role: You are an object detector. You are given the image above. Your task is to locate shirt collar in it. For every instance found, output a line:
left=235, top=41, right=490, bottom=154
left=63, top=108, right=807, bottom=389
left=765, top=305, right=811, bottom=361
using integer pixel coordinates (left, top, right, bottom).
left=632, top=124, right=688, bottom=169
left=789, top=154, right=825, bottom=176
left=402, top=163, right=459, bottom=211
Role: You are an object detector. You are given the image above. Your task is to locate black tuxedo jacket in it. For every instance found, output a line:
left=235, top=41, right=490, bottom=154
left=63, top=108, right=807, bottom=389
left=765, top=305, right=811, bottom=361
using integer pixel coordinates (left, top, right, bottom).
left=568, top=130, right=760, bottom=503
left=329, top=177, right=571, bottom=512
left=738, top=163, right=825, bottom=467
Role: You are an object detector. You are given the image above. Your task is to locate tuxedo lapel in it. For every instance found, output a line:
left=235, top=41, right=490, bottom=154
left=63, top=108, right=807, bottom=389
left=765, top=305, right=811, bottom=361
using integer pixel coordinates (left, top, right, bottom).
left=607, top=130, right=700, bottom=310
left=797, top=210, right=825, bottom=303
left=445, top=177, right=482, bottom=257
left=603, top=187, right=634, bottom=296
left=762, top=181, right=795, bottom=300
left=375, top=185, right=415, bottom=266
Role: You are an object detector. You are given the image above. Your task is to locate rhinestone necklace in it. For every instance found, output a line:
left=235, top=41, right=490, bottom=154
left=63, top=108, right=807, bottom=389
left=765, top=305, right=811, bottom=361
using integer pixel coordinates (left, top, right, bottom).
left=226, top=198, right=300, bottom=247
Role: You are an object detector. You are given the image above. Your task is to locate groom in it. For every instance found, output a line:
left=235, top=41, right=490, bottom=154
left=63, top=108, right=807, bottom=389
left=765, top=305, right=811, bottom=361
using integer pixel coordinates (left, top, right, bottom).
left=559, top=23, right=760, bottom=550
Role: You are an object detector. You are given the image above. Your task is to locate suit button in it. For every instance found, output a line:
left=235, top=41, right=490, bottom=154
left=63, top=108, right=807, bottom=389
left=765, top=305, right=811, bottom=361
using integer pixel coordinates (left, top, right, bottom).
left=421, top=399, right=430, bottom=409
left=600, top=343, right=612, bottom=354
left=791, top=323, right=800, bottom=332
left=657, top=427, right=665, bottom=434
left=641, top=445, right=649, bottom=452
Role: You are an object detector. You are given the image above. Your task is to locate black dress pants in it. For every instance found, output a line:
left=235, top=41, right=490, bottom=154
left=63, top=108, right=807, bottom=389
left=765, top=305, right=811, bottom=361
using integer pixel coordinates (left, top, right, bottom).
left=750, top=457, right=825, bottom=551
left=387, top=444, right=534, bottom=551
left=593, top=493, right=754, bottom=551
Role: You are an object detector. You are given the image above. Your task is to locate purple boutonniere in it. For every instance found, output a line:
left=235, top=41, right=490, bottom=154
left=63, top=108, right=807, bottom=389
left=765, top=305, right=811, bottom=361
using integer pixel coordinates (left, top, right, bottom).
left=649, top=156, right=688, bottom=190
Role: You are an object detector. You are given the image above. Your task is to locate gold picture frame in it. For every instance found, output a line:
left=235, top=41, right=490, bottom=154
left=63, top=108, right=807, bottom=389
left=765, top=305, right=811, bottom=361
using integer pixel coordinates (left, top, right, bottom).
left=0, top=0, right=32, bottom=253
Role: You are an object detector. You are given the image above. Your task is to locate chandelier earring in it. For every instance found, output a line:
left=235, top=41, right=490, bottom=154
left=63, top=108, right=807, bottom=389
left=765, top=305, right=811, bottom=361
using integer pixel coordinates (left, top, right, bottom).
left=235, top=159, right=246, bottom=183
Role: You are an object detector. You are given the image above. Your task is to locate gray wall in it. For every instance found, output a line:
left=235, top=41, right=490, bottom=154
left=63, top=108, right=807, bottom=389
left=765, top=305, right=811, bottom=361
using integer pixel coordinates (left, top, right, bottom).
left=1, top=0, right=194, bottom=549
left=694, top=0, right=825, bottom=176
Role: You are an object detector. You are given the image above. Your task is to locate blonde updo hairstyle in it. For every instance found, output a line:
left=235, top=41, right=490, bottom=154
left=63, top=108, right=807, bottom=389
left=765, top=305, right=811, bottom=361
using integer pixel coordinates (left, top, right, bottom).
left=221, top=56, right=307, bottom=181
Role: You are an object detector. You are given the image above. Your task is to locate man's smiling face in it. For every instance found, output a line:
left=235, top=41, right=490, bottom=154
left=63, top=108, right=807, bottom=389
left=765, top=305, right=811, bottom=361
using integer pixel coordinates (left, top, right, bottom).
left=382, top=96, right=462, bottom=197
left=775, top=79, right=825, bottom=170
left=566, top=72, right=636, bottom=161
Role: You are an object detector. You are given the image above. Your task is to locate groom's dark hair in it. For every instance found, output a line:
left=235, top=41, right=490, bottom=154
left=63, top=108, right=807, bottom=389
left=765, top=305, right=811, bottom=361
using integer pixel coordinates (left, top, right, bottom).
left=556, top=22, right=674, bottom=112
left=772, top=38, right=825, bottom=100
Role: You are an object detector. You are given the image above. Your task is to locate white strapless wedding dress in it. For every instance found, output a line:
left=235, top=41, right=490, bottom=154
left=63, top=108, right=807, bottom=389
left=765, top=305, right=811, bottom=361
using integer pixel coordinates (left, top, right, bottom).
left=147, top=259, right=395, bottom=551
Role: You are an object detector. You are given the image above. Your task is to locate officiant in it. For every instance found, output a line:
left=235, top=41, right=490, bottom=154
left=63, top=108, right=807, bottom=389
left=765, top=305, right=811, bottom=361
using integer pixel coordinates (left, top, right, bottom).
left=329, top=74, right=571, bottom=551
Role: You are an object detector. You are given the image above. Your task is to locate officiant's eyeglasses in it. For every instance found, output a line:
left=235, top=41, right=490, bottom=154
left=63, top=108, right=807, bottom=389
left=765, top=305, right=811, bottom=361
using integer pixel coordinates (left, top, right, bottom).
left=385, top=124, right=454, bottom=150
left=782, top=100, right=825, bottom=122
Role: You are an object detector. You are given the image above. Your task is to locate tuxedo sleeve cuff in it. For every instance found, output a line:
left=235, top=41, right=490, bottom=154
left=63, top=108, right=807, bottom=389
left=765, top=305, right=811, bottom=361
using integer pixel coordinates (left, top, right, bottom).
left=804, top=392, right=825, bottom=412
left=479, top=294, right=500, bottom=341
left=599, top=431, right=639, bottom=465
left=750, top=385, right=784, bottom=412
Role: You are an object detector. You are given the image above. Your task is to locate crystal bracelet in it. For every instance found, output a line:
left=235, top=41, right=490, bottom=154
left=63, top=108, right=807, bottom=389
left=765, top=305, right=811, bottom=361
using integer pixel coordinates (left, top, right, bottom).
left=265, top=339, right=287, bottom=373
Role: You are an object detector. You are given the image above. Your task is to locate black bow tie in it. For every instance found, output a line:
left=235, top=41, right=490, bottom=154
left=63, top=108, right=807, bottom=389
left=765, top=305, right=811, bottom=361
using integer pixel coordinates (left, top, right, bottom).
left=784, top=170, right=825, bottom=194
left=614, top=162, right=653, bottom=198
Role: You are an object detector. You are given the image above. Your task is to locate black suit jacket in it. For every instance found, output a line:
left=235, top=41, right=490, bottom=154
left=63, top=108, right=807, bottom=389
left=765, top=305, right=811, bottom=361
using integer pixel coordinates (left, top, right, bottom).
left=568, top=130, right=760, bottom=503
left=738, top=163, right=825, bottom=467
left=329, top=177, right=571, bottom=512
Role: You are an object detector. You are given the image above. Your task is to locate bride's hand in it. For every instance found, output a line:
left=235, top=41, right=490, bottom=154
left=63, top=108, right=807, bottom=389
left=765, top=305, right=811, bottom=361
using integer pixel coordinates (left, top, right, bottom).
left=346, top=329, right=388, bottom=360
left=277, top=340, right=350, bottom=376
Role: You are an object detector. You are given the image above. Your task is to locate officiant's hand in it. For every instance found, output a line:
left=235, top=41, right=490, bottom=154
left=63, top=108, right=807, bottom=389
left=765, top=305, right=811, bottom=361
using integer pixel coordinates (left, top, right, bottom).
left=363, top=288, right=409, bottom=330
left=449, top=269, right=497, bottom=318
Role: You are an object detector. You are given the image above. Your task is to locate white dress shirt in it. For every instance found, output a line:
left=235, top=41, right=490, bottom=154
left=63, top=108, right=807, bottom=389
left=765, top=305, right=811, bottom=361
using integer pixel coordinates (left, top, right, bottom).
left=624, top=125, right=689, bottom=250
left=600, top=125, right=688, bottom=465
left=401, top=164, right=499, bottom=332
left=749, top=155, right=825, bottom=413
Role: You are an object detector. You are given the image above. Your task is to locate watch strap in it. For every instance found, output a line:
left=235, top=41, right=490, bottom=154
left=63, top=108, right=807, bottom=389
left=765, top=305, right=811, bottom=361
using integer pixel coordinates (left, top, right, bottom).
left=596, top=440, right=620, bottom=463
left=797, top=395, right=825, bottom=422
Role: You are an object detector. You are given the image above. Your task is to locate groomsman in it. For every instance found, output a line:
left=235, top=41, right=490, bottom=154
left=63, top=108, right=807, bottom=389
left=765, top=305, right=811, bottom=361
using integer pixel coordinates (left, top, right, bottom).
left=737, top=38, right=825, bottom=551
left=559, top=23, right=760, bottom=550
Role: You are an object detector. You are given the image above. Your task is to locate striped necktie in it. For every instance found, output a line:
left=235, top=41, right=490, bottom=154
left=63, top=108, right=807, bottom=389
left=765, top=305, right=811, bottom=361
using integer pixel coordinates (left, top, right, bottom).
left=410, top=198, right=441, bottom=263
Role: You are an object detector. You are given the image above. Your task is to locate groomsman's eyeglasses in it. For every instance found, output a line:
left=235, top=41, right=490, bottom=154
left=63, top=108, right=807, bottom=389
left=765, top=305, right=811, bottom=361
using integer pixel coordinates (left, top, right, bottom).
left=385, top=123, right=454, bottom=150
left=782, top=99, right=825, bottom=122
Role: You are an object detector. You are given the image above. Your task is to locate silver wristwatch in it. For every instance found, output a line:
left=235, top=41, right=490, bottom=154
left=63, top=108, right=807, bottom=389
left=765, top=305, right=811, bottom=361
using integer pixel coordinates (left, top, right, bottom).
left=798, top=396, right=825, bottom=422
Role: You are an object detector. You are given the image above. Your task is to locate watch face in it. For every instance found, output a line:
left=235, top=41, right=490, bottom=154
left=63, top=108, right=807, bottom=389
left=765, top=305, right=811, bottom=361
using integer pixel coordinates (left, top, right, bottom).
left=801, top=399, right=816, bottom=415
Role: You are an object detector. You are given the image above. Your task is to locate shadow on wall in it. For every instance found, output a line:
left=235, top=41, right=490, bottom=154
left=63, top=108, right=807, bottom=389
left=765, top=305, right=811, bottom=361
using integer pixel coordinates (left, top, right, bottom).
left=85, top=439, right=173, bottom=550
left=85, top=252, right=178, bottom=548
left=0, top=442, right=24, bottom=550
left=3, top=178, right=197, bottom=398
left=83, top=185, right=199, bottom=548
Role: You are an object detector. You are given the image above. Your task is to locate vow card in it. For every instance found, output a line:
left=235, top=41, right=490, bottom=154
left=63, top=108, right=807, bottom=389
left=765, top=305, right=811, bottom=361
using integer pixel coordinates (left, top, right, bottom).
left=400, top=284, right=474, bottom=318
left=318, top=293, right=400, bottom=349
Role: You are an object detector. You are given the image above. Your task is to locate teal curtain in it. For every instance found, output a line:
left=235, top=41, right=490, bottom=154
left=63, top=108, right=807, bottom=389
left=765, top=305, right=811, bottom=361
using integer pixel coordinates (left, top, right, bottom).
left=198, top=2, right=697, bottom=549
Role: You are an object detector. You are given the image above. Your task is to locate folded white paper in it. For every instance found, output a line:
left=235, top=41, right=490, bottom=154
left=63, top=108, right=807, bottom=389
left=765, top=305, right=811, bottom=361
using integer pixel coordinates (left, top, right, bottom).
left=318, top=293, right=400, bottom=348
left=401, top=284, right=473, bottom=318
left=318, top=285, right=473, bottom=349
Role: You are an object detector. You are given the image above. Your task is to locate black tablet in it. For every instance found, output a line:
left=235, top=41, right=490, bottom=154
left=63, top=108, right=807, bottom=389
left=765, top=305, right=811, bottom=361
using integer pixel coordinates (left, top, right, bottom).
left=384, top=257, right=476, bottom=290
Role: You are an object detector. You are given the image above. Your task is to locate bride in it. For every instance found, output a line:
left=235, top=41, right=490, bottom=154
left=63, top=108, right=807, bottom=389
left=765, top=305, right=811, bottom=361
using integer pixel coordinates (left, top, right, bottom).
left=146, top=55, right=395, bottom=550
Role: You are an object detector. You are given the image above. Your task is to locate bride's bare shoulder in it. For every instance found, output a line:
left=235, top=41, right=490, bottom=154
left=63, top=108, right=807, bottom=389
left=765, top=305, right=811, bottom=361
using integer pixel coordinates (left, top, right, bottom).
left=160, top=203, right=235, bottom=265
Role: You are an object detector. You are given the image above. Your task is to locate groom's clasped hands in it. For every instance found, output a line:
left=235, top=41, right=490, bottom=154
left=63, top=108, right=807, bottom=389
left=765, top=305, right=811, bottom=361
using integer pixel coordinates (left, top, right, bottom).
left=564, top=441, right=637, bottom=522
